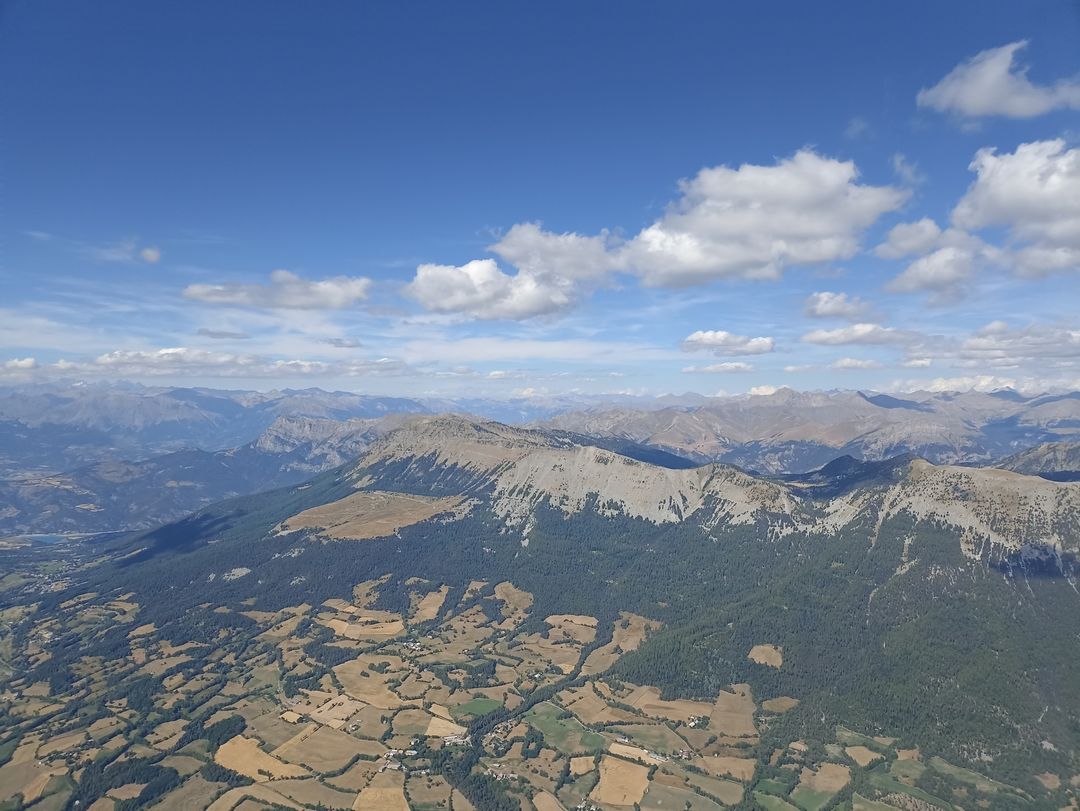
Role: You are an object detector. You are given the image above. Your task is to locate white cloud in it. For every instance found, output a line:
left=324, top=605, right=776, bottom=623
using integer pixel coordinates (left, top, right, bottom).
left=831, top=357, right=882, bottom=370
left=876, top=218, right=943, bottom=259
left=85, top=239, right=162, bottom=264
left=184, top=269, right=372, bottom=310
left=901, top=357, right=932, bottom=368
left=623, top=150, right=907, bottom=286
left=886, top=245, right=976, bottom=303
left=917, top=40, right=1080, bottom=119
left=748, top=385, right=780, bottom=396
left=682, top=362, right=754, bottom=374
left=899, top=375, right=1021, bottom=393
left=406, top=259, right=571, bottom=320
left=804, top=291, right=870, bottom=320
left=12, top=347, right=411, bottom=381
left=801, top=323, right=913, bottom=345
left=406, top=151, right=906, bottom=318
left=876, top=216, right=998, bottom=302
left=404, top=223, right=615, bottom=320
left=891, top=153, right=925, bottom=186
left=681, top=330, right=775, bottom=355
left=956, top=322, right=1080, bottom=367
left=4, top=357, right=36, bottom=370
left=952, top=139, right=1080, bottom=276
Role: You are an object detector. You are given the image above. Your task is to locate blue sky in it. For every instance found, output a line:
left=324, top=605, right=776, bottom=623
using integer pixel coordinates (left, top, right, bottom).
left=1, top=1, right=1079, bottom=397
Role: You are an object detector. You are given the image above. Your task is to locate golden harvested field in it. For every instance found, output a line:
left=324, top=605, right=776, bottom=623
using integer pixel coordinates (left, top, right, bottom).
left=311, top=694, right=368, bottom=728
left=562, top=686, right=636, bottom=724
left=590, top=755, right=651, bottom=806
left=797, top=762, right=851, bottom=793
left=281, top=490, right=462, bottom=540
left=493, top=581, right=533, bottom=620
left=710, top=684, right=757, bottom=737
left=533, top=790, right=567, bottom=810
left=747, top=644, right=783, bottom=668
left=273, top=724, right=379, bottom=772
left=214, top=735, right=308, bottom=781
left=624, top=684, right=713, bottom=723
left=545, top=614, right=598, bottom=644
left=761, top=696, right=799, bottom=713
left=684, top=772, right=744, bottom=805
left=412, top=585, right=450, bottom=622
left=335, top=660, right=405, bottom=708
left=206, top=783, right=304, bottom=811
left=426, top=715, right=468, bottom=737
left=845, top=745, right=882, bottom=766
left=582, top=612, right=659, bottom=675
left=265, top=777, right=357, bottom=809
left=570, top=755, right=596, bottom=775
left=353, top=769, right=409, bottom=811
left=1035, top=772, right=1061, bottom=790
left=323, top=609, right=405, bottom=639
left=407, top=773, right=454, bottom=808
left=151, top=775, right=226, bottom=811
left=327, top=760, right=380, bottom=792
left=700, top=755, right=756, bottom=782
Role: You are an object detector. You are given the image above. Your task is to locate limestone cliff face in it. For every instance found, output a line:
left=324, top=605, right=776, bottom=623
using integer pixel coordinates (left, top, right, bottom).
left=351, top=415, right=1080, bottom=558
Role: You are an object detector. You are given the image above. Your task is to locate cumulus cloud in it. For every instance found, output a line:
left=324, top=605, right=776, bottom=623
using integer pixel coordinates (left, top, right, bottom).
left=804, top=291, right=870, bottom=320
left=876, top=217, right=997, bottom=301
left=801, top=323, right=913, bottom=345
left=681, top=330, right=775, bottom=355
left=682, top=362, right=754, bottom=374
left=886, top=246, right=976, bottom=303
left=406, top=151, right=906, bottom=318
left=876, top=218, right=944, bottom=259
left=831, top=357, right=882, bottom=370
left=623, top=150, right=907, bottom=286
left=955, top=321, right=1080, bottom=368
left=4, top=357, right=36, bottom=370
left=952, top=139, right=1080, bottom=276
left=184, top=270, right=372, bottom=310
left=407, top=260, right=570, bottom=320
left=748, top=385, right=781, bottom=396
left=403, top=223, right=616, bottom=320
left=918, top=41, right=1080, bottom=119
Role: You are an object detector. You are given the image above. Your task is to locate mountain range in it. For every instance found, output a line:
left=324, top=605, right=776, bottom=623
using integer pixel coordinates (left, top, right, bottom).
left=540, top=388, right=1080, bottom=472
left=40, top=413, right=1077, bottom=789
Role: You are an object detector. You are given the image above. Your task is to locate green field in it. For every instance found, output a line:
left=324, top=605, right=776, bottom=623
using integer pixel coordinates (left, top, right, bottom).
left=852, top=794, right=899, bottom=811
left=754, top=791, right=800, bottom=811
left=449, top=696, right=504, bottom=720
left=642, top=782, right=726, bottom=810
left=524, top=701, right=606, bottom=753
left=610, top=722, right=689, bottom=753
left=790, top=786, right=834, bottom=811
left=754, top=778, right=791, bottom=796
